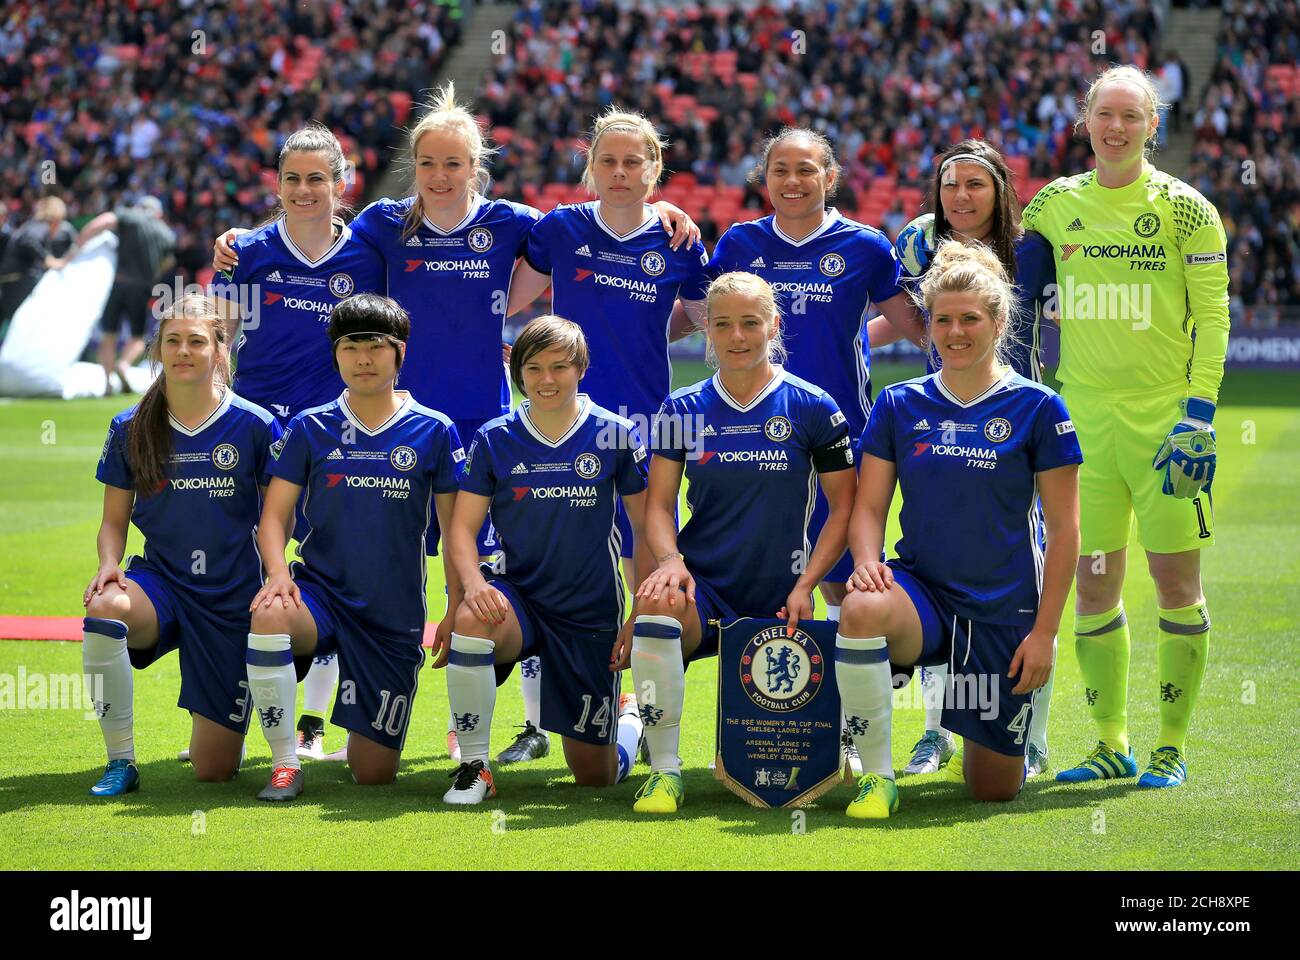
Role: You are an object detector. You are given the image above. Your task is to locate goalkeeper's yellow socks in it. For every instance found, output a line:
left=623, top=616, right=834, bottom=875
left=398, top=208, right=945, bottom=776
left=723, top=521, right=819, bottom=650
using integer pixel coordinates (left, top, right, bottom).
left=1155, top=600, right=1211, bottom=752
left=1074, top=604, right=1131, bottom=755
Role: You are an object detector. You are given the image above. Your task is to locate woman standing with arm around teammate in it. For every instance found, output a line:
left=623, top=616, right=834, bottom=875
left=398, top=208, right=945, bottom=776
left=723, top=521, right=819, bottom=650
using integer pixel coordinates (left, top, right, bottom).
left=1020, top=66, right=1229, bottom=789
left=707, top=128, right=924, bottom=638
left=210, top=123, right=387, bottom=763
left=83, top=295, right=280, bottom=795
left=889, top=139, right=1061, bottom=777
left=214, top=90, right=697, bottom=768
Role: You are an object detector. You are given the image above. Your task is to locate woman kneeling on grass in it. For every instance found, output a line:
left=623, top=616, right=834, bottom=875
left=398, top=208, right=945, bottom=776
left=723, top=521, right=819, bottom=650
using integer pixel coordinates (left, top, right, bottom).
left=835, top=242, right=1081, bottom=819
left=244, top=293, right=464, bottom=800
left=84, top=294, right=281, bottom=795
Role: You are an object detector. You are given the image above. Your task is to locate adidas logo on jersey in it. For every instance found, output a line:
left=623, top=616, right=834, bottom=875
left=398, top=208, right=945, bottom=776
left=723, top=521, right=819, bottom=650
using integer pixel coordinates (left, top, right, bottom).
left=406, top=235, right=423, bottom=246
left=265, top=270, right=283, bottom=283
left=1067, top=218, right=1084, bottom=232
left=702, top=424, right=717, bottom=436
left=576, top=244, right=592, bottom=257
left=750, top=256, right=767, bottom=268
left=914, top=419, right=930, bottom=430
left=326, top=448, right=344, bottom=460
left=511, top=462, right=528, bottom=475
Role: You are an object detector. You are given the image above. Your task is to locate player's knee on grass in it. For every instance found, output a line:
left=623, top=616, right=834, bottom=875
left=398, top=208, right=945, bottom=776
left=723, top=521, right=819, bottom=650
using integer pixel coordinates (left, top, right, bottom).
left=563, top=737, right=618, bottom=788
left=347, top=733, right=399, bottom=786
left=964, top=744, right=1024, bottom=802
left=189, top=716, right=243, bottom=782
left=191, top=753, right=240, bottom=782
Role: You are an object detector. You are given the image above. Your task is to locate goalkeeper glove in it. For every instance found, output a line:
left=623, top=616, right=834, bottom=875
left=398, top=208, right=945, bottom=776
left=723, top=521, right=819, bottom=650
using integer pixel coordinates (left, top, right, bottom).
left=895, top=215, right=936, bottom=278
left=1152, top=397, right=1216, bottom=499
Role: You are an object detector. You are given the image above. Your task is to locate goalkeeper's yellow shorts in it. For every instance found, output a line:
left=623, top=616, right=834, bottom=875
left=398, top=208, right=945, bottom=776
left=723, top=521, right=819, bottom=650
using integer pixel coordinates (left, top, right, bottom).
left=1063, top=385, right=1215, bottom=556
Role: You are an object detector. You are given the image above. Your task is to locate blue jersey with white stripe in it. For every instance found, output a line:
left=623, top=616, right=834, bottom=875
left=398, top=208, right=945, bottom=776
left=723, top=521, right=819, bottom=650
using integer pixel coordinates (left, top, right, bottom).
left=858, top=370, right=1082, bottom=627
left=654, top=369, right=853, bottom=618
left=268, top=392, right=464, bottom=633
left=211, top=218, right=386, bottom=423
left=524, top=202, right=710, bottom=428
left=96, top=391, right=281, bottom=614
left=460, top=397, right=649, bottom=629
left=709, top=210, right=903, bottom=440
left=896, top=220, right=1057, bottom=381
left=350, top=195, right=540, bottom=420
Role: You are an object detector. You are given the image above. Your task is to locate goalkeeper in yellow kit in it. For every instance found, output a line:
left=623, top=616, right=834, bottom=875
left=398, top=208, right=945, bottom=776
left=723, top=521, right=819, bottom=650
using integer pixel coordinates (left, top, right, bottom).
left=1021, top=65, right=1229, bottom=789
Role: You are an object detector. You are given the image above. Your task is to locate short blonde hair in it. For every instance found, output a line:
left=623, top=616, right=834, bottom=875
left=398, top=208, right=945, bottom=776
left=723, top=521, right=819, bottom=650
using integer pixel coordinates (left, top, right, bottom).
left=703, top=272, right=788, bottom=368
left=580, top=108, right=667, bottom=196
left=916, top=241, right=1020, bottom=368
left=1077, top=65, right=1165, bottom=149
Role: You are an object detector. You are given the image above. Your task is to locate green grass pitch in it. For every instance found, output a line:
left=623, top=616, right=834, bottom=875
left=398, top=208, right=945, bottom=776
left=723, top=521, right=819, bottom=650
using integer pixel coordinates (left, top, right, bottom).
left=1, top=363, right=1297, bottom=870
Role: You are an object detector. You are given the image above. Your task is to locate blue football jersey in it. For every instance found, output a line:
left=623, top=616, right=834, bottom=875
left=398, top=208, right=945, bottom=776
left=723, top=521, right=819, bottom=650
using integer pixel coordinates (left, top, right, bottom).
left=858, top=369, right=1083, bottom=626
left=268, top=392, right=464, bottom=633
left=897, top=223, right=1057, bottom=382
left=524, top=202, right=710, bottom=428
left=96, top=391, right=281, bottom=612
left=210, top=218, right=386, bottom=423
left=654, top=369, right=853, bottom=618
left=461, top=396, right=649, bottom=629
left=709, top=210, right=903, bottom=439
left=351, top=195, right=540, bottom=420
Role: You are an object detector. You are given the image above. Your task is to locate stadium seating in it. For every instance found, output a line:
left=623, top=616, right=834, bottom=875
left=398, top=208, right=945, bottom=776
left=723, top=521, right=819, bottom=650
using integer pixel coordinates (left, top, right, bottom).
left=0, top=0, right=464, bottom=284
left=1185, top=1, right=1300, bottom=318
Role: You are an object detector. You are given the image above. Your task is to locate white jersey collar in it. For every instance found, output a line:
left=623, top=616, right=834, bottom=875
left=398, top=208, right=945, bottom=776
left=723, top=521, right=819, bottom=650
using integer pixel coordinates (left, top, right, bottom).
left=593, top=202, right=658, bottom=243
left=771, top=208, right=840, bottom=248
left=168, top=388, right=234, bottom=437
left=519, top=394, right=592, bottom=448
left=933, top=366, right=1016, bottom=408
left=713, top=365, right=787, bottom=413
left=338, top=390, right=415, bottom=437
left=276, top=217, right=352, bottom=268
left=422, top=193, right=487, bottom=236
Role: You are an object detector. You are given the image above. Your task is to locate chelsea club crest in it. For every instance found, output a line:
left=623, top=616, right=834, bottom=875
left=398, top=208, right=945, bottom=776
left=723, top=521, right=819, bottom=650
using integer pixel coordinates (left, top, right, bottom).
left=212, top=443, right=239, bottom=470
left=328, top=273, right=355, bottom=298
left=468, top=227, right=493, bottom=253
left=764, top=416, right=793, bottom=442
left=983, top=417, right=1012, bottom=443
left=740, top=626, right=825, bottom=712
left=390, top=445, right=418, bottom=471
left=819, top=252, right=846, bottom=277
left=574, top=453, right=601, bottom=479
left=640, top=251, right=666, bottom=277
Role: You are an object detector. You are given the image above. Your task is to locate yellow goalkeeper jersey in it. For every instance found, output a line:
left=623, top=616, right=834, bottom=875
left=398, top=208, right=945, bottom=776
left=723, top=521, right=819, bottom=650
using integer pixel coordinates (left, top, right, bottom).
left=1021, top=161, right=1230, bottom=403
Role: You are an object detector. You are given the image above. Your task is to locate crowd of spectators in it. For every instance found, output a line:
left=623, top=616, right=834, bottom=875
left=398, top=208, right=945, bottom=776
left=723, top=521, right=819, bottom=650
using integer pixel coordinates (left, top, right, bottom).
left=1185, top=0, right=1299, bottom=322
left=479, top=0, right=1163, bottom=246
left=0, top=0, right=463, bottom=285
left=0, top=0, right=1293, bottom=322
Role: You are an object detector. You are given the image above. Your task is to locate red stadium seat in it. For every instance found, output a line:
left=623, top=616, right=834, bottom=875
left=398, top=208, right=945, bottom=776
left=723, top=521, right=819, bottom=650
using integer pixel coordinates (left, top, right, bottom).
left=1006, top=154, right=1030, bottom=182
left=388, top=91, right=412, bottom=127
